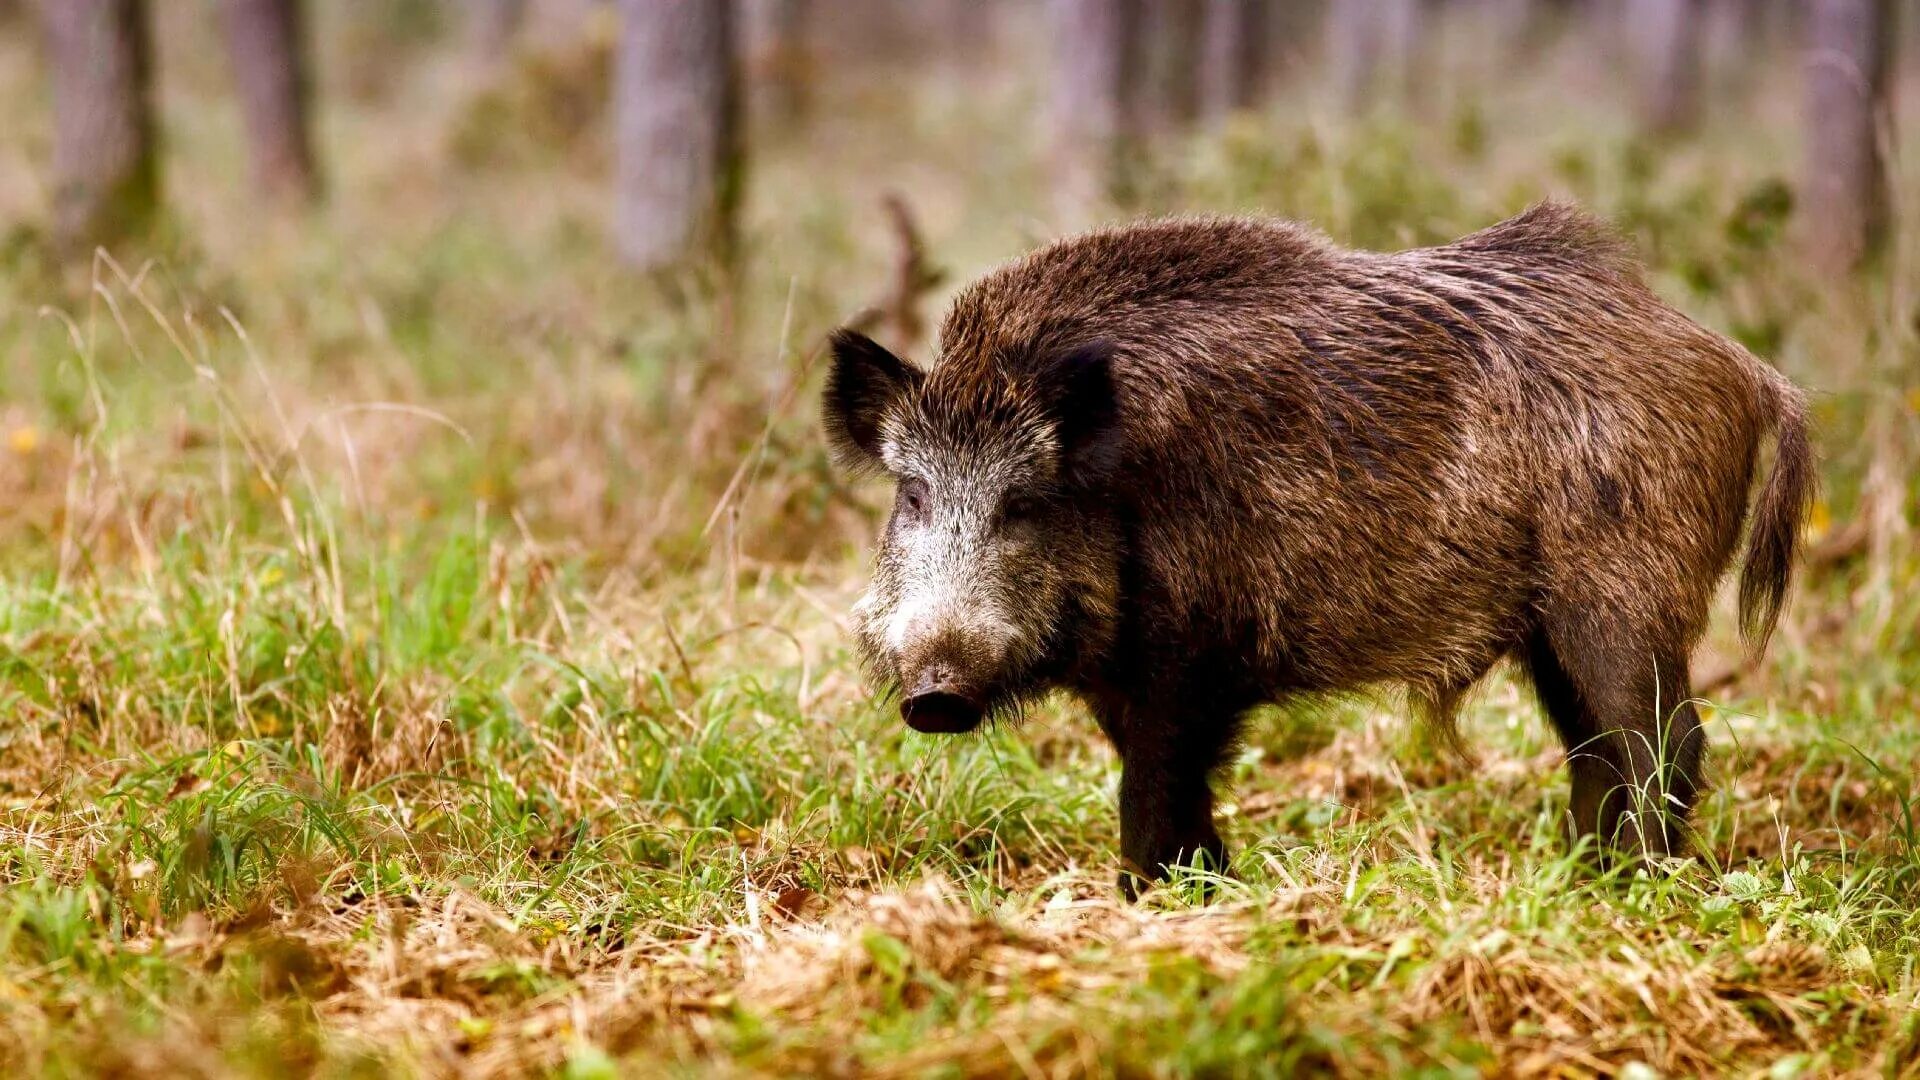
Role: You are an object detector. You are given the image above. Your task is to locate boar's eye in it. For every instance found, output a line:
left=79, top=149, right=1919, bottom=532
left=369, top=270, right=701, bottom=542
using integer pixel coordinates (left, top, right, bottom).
left=1001, top=494, right=1046, bottom=526
left=897, top=477, right=930, bottom=522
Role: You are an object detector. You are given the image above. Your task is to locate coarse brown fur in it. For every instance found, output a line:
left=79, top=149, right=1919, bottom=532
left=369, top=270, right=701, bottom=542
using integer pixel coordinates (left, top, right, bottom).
left=825, top=202, right=1813, bottom=895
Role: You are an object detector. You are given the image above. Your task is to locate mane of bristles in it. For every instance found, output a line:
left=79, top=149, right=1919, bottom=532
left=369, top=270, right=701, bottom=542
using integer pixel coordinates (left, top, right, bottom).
left=1446, top=200, right=1640, bottom=278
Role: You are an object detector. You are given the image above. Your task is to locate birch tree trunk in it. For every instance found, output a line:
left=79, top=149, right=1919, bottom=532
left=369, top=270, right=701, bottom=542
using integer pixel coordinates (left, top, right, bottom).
left=471, top=0, right=527, bottom=66
left=612, top=0, right=742, bottom=272
left=39, top=0, right=159, bottom=250
left=762, top=0, right=809, bottom=126
left=221, top=0, right=319, bottom=204
left=945, top=0, right=997, bottom=66
left=1476, top=0, right=1536, bottom=57
left=1149, top=0, right=1205, bottom=130
left=1048, top=0, right=1148, bottom=217
left=1328, top=0, right=1423, bottom=111
left=1802, top=0, right=1894, bottom=272
left=1199, top=0, right=1272, bottom=121
left=1626, top=0, right=1703, bottom=134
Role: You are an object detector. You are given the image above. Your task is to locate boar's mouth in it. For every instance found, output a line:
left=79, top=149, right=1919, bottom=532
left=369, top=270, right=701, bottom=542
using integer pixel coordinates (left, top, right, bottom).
left=900, top=690, right=986, bottom=734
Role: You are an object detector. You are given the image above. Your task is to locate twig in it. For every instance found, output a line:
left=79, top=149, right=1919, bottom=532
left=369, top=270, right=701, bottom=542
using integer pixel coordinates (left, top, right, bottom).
left=1807, top=520, right=1869, bottom=569
left=844, top=192, right=946, bottom=348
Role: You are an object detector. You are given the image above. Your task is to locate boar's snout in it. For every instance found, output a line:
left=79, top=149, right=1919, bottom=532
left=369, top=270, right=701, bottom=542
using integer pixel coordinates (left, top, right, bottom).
left=900, top=660, right=986, bottom=734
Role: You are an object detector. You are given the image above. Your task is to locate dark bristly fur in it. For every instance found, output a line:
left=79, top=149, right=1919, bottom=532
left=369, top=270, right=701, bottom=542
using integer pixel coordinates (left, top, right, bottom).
left=825, top=203, right=1814, bottom=896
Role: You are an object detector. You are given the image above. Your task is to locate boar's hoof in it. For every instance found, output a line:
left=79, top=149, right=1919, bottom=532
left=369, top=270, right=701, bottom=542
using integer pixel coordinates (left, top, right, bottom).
left=901, top=690, right=984, bottom=734
left=1117, top=842, right=1230, bottom=902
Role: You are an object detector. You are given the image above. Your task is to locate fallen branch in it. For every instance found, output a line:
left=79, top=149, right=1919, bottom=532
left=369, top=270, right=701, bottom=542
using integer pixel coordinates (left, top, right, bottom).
left=844, top=192, right=946, bottom=348
left=1806, top=519, right=1869, bottom=570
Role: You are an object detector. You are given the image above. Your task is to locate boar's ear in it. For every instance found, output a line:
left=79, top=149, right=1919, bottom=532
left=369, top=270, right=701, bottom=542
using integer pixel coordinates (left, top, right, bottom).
left=1038, top=340, right=1123, bottom=488
left=824, top=328, right=923, bottom=471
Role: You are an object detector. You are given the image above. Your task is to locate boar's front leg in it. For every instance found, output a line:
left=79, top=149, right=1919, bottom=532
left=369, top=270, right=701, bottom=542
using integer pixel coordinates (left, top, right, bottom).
left=1099, top=694, right=1238, bottom=900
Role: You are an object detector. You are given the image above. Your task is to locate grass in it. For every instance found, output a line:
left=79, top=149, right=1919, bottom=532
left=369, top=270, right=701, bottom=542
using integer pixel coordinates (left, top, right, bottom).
left=2, top=5, right=1919, bottom=1076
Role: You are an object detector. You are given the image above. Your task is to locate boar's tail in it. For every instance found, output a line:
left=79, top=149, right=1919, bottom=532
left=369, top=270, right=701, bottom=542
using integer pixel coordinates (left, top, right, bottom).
left=1737, top=375, right=1814, bottom=655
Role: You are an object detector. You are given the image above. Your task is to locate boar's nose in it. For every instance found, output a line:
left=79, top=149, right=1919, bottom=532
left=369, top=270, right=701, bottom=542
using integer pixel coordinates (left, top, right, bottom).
left=900, top=663, right=985, bottom=734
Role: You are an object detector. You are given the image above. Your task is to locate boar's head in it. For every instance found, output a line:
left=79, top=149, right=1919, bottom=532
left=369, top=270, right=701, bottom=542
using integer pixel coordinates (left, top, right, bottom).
left=823, top=328, right=1123, bottom=734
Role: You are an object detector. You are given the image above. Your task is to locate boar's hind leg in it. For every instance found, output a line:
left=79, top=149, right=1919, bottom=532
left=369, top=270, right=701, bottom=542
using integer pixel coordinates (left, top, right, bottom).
left=1105, top=702, right=1235, bottom=901
left=1525, top=617, right=1705, bottom=864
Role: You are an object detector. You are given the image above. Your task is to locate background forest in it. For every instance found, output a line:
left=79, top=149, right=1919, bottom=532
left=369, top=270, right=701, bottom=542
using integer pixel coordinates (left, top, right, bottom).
left=1, top=1, right=1918, bottom=1076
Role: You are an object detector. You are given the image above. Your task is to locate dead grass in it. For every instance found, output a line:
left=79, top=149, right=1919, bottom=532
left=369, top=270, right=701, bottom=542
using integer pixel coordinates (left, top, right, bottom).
left=11, top=842, right=1905, bottom=1078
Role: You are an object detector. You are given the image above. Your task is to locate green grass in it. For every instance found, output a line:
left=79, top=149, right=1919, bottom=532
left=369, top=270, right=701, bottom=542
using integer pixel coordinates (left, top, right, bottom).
left=2, top=6, right=1919, bottom=1076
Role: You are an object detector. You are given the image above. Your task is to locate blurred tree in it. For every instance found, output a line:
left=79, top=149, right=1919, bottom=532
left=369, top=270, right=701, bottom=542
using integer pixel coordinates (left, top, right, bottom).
left=1474, top=0, right=1538, bottom=56
left=612, top=0, right=742, bottom=271
left=37, top=0, right=159, bottom=250
left=471, top=0, right=527, bottom=65
left=761, top=0, right=810, bottom=126
left=943, top=0, right=999, bottom=65
left=1265, top=0, right=1324, bottom=77
left=1802, top=0, right=1893, bottom=273
left=1049, top=0, right=1149, bottom=216
left=221, top=0, right=319, bottom=204
left=1149, top=0, right=1206, bottom=129
left=1200, top=0, right=1272, bottom=121
left=335, top=0, right=452, bottom=104
left=1626, top=0, right=1702, bottom=134
left=1328, top=0, right=1422, bottom=110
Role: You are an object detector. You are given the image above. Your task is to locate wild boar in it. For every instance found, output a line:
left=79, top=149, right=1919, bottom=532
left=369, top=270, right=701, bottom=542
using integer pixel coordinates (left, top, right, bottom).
left=823, top=203, right=1812, bottom=896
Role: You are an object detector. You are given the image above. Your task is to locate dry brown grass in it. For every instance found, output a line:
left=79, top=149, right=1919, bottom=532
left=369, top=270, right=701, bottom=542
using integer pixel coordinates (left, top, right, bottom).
left=15, top=852, right=1904, bottom=1078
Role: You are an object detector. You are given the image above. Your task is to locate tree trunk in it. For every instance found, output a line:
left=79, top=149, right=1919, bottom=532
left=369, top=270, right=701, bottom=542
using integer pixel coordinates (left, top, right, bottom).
left=38, top=0, right=159, bottom=251
left=1149, top=0, right=1206, bottom=130
left=612, top=0, right=742, bottom=272
left=1328, top=0, right=1423, bottom=110
left=1264, top=0, right=1321, bottom=77
left=945, top=0, right=997, bottom=66
left=1475, top=0, right=1537, bottom=56
left=470, top=0, right=527, bottom=65
left=1199, top=0, right=1272, bottom=121
left=220, top=0, right=319, bottom=204
left=1802, top=0, right=1893, bottom=273
left=1627, top=0, right=1703, bottom=134
left=1700, top=0, right=1786, bottom=106
left=1048, top=0, right=1148, bottom=217
left=762, top=0, right=809, bottom=126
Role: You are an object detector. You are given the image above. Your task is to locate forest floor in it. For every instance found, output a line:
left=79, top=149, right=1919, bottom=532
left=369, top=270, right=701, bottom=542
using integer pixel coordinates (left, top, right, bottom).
left=2, top=10, right=1919, bottom=1078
